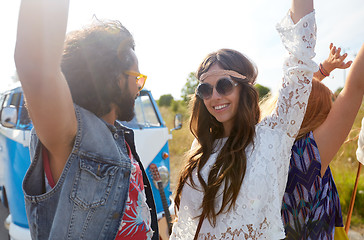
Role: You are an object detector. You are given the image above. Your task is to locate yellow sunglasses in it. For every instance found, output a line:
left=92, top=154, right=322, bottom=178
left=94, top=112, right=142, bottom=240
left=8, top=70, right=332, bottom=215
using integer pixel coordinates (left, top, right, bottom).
left=124, top=70, right=147, bottom=92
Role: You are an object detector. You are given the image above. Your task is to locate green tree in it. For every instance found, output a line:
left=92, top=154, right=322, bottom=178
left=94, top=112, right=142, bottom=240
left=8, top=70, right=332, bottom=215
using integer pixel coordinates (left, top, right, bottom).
left=254, top=84, right=270, bottom=99
left=158, top=94, right=174, bottom=107
left=181, top=72, right=198, bottom=103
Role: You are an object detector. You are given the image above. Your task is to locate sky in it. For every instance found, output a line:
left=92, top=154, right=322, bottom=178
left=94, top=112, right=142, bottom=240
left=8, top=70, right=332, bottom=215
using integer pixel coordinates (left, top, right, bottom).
left=1, top=0, right=364, bottom=100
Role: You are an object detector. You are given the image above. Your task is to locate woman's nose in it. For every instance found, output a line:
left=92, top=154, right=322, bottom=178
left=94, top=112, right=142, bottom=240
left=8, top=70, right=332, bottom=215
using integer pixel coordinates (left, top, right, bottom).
left=210, top=87, right=222, bottom=100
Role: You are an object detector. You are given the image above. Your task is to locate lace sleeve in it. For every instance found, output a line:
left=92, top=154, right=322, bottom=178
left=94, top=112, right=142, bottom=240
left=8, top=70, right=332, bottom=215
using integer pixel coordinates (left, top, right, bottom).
left=260, top=11, right=318, bottom=138
left=356, top=117, right=364, bottom=165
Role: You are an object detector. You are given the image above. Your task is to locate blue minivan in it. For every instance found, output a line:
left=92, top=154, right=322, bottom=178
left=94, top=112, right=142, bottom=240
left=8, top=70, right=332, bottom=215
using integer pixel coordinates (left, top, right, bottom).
left=0, top=83, right=180, bottom=240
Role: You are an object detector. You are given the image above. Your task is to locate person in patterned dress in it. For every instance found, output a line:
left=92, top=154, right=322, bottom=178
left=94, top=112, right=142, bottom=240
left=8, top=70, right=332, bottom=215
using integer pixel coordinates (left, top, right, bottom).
left=262, top=43, right=364, bottom=239
left=281, top=43, right=364, bottom=239
left=281, top=80, right=343, bottom=239
left=171, top=0, right=317, bottom=239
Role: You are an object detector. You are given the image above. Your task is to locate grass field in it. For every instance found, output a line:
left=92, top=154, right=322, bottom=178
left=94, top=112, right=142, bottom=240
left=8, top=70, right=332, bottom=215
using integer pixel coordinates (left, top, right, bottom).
left=160, top=99, right=364, bottom=231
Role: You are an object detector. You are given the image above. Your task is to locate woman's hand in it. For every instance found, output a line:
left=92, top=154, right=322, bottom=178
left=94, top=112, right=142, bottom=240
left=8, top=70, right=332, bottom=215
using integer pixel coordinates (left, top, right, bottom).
left=314, top=43, right=353, bottom=81
left=323, top=43, right=352, bottom=71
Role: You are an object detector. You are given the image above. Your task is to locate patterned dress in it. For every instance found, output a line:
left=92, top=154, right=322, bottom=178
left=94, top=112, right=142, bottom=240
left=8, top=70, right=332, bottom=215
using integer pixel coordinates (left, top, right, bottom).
left=281, top=132, right=343, bottom=239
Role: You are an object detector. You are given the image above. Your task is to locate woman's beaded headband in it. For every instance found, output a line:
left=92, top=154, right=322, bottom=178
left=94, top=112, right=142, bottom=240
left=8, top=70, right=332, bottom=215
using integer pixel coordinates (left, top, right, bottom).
left=199, top=70, right=248, bottom=82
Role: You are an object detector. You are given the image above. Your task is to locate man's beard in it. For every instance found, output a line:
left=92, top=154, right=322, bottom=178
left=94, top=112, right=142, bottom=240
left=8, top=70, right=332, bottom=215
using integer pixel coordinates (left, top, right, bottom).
left=115, top=89, right=136, bottom=122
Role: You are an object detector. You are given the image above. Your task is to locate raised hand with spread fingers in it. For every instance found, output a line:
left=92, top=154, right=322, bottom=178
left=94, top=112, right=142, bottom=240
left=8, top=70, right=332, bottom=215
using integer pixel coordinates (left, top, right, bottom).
left=314, top=43, right=353, bottom=81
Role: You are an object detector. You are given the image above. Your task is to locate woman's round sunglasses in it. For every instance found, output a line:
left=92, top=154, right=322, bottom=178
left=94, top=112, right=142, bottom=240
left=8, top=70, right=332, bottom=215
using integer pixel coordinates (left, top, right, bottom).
left=196, top=77, right=238, bottom=100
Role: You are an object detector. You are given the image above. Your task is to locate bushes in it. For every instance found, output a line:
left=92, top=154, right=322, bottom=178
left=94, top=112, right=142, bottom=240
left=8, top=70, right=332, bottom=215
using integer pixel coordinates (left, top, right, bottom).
left=158, top=94, right=174, bottom=107
left=254, top=83, right=270, bottom=99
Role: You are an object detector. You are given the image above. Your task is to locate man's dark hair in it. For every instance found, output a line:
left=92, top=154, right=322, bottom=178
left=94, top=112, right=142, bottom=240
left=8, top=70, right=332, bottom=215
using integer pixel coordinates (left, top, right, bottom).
left=61, top=20, right=135, bottom=117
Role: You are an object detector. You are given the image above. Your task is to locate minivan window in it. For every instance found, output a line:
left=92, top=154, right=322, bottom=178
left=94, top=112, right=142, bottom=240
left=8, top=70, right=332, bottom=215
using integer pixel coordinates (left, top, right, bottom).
left=2, top=94, right=10, bottom=108
left=135, top=95, right=161, bottom=127
left=121, top=92, right=161, bottom=128
left=19, top=104, right=31, bottom=127
left=0, top=95, right=5, bottom=108
left=10, top=93, right=21, bottom=108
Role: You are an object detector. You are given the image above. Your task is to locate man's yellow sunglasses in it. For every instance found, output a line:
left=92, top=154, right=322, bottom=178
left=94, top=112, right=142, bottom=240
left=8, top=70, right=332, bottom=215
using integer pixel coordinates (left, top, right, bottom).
left=124, top=71, right=147, bottom=92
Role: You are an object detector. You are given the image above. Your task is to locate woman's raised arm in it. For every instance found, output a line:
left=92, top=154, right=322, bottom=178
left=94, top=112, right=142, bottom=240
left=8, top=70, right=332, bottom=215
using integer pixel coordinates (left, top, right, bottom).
left=315, top=43, right=364, bottom=175
left=290, top=0, right=314, bottom=24
left=261, top=0, right=316, bottom=138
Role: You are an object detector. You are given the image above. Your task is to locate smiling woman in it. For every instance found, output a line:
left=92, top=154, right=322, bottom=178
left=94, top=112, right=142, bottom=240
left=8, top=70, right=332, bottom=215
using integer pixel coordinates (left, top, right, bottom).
left=197, top=63, right=253, bottom=137
left=170, top=0, right=318, bottom=238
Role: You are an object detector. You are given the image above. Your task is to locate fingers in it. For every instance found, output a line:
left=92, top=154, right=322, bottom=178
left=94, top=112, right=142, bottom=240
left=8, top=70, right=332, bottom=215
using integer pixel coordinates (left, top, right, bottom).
left=339, top=52, right=348, bottom=62
left=330, top=45, right=336, bottom=56
left=331, top=44, right=349, bottom=61
left=335, top=47, right=342, bottom=58
left=325, top=43, right=353, bottom=72
left=334, top=46, right=352, bottom=69
left=342, top=60, right=353, bottom=69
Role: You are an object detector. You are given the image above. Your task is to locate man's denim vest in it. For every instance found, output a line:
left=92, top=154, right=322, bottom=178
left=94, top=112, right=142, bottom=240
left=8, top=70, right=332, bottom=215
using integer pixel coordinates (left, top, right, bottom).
left=22, top=105, right=159, bottom=239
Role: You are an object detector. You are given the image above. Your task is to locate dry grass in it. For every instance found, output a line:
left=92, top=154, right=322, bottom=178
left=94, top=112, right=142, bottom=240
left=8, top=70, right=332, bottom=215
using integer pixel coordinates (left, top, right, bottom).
left=159, top=105, right=194, bottom=191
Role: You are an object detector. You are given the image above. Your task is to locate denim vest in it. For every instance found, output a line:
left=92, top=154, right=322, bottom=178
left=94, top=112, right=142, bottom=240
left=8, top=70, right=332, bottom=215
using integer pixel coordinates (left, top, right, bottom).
left=22, top=105, right=159, bottom=239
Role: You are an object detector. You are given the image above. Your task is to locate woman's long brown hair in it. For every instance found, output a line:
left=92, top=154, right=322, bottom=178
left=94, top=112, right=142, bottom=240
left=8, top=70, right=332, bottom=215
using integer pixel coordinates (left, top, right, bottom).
left=174, top=49, right=260, bottom=226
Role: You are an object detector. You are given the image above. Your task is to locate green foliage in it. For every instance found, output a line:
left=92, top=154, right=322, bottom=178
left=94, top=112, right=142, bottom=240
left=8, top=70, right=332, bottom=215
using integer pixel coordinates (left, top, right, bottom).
left=158, top=94, right=174, bottom=107
left=254, top=83, right=270, bottom=99
left=172, top=100, right=179, bottom=113
left=333, top=164, right=364, bottom=215
left=335, top=87, right=344, bottom=97
left=181, top=72, right=198, bottom=103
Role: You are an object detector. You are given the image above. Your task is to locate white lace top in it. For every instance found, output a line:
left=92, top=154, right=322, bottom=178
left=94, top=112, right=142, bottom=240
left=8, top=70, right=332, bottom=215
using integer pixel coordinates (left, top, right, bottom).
left=356, top=117, right=364, bottom=165
left=170, top=11, right=318, bottom=240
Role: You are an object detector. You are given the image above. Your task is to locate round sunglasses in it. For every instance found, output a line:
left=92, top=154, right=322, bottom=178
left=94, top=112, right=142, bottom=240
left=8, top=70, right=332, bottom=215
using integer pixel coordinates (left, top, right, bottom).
left=196, top=77, right=238, bottom=100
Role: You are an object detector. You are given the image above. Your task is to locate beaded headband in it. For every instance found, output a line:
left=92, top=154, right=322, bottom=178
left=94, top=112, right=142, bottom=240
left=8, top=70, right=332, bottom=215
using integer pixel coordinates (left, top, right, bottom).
left=199, top=70, right=247, bottom=82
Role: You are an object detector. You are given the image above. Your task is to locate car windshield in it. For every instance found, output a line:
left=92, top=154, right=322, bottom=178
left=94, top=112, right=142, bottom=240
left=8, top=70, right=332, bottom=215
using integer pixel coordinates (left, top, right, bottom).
left=120, top=91, right=161, bottom=129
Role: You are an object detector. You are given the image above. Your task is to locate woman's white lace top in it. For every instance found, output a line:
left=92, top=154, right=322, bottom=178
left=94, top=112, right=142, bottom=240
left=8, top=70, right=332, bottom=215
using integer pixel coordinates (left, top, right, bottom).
left=356, top=117, right=364, bottom=165
left=170, top=11, right=318, bottom=240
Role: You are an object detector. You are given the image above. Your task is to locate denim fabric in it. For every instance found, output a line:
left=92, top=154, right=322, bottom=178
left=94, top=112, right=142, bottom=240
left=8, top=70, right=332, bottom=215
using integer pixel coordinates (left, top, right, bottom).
left=22, top=105, right=159, bottom=239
